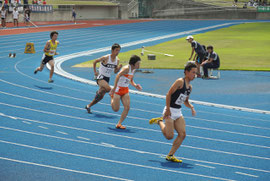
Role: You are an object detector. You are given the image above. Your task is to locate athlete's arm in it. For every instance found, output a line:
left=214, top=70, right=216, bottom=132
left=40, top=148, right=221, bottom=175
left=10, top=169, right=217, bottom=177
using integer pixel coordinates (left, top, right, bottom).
left=130, top=76, right=142, bottom=91
left=114, top=59, right=122, bottom=73
left=189, top=48, right=195, bottom=60
left=93, top=56, right=107, bottom=76
left=43, top=42, right=50, bottom=53
left=164, top=79, right=183, bottom=119
left=184, top=85, right=196, bottom=116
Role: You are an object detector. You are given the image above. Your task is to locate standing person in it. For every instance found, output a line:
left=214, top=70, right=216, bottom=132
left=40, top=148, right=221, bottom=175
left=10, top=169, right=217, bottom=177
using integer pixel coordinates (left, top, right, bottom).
left=24, top=7, right=31, bottom=27
left=110, top=55, right=142, bottom=129
left=34, top=31, right=59, bottom=83
left=13, top=7, right=19, bottom=27
left=71, top=7, right=76, bottom=24
left=1, top=6, right=7, bottom=28
left=201, top=45, right=220, bottom=79
left=149, top=62, right=197, bottom=163
left=186, top=35, right=206, bottom=78
left=85, top=43, right=122, bottom=114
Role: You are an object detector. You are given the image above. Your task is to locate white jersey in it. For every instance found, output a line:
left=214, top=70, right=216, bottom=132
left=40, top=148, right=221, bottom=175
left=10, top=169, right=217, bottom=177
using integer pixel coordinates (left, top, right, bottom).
left=117, top=65, right=135, bottom=87
left=98, top=54, right=118, bottom=77
left=1, top=10, right=6, bottom=19
left=13, top=10, right=19, bottom=19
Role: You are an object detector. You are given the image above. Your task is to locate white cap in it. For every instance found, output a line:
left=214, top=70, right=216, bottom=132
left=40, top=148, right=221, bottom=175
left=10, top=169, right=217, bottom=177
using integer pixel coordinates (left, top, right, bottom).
left=186, top=35, right=194, bottom=40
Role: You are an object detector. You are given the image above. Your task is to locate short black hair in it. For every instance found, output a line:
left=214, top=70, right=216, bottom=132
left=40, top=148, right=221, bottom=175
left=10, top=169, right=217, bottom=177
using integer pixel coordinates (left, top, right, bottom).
left=111, top=43, right=121, bottom=51
left=207, top=45, right=213, bottom=50
left=184, top=62, right=197, bottom=73
left=50, top=31, right=58, bottom=39
left=129, top=55, right=141, bottom=65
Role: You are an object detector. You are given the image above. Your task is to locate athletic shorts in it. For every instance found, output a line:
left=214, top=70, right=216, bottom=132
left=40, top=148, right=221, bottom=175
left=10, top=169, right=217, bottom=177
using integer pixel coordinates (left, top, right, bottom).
left=96, top=74, right=110, bottom=84
left=163, top=106, right=183, bottom=121
left=41, top=54, right=54, bottom=65
left=115, top=86, right=129, bottom=96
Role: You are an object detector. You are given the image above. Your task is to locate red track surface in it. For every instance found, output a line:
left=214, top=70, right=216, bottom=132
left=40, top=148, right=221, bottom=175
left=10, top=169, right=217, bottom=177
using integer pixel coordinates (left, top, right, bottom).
left=0, top=20, right=154, bottom=36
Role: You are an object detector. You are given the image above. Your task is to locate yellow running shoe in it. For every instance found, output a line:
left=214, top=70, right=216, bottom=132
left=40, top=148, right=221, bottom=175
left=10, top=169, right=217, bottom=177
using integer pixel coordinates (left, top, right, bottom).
left=166, top=155, right=182, bottom=163
left=149, top=117, right=162, bottom=124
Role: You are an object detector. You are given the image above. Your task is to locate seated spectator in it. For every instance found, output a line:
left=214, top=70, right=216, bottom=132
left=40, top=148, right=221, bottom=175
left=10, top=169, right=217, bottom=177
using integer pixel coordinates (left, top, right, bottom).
left=201, top=45, right=220, bottom=79
left=42, top=0, right=46, bottom=5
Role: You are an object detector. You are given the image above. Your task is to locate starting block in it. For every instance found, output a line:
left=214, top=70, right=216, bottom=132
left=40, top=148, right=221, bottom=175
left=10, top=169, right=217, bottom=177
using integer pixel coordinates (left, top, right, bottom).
left=209, top=68, right=220, bottom=79
left=147, top=54, right=156, bottom=60
left=24, top=42, right=35, bottom=54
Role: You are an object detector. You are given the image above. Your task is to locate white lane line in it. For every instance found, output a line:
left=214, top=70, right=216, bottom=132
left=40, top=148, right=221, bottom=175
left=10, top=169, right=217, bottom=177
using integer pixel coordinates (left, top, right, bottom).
left=0, top=126, right=269, bottom=174
left=1, top=92, right=270, bottom=140
left=1, top=103, right=270, bottom=161
left=101, top=142, right=116, bottom=148
left=195, top=164, right=216, bottom=169
left=0, top=156, right=133, bottom=181
left=22, top=121, right=32, bottom=125
left=56, top=131, right=68, bottom=135
left=1, top=78, right=269, bottom=123
left=0, top=140, right=235, bottom=181
left=38, top=126, right=48, bottom=130
left=235, top=172, right=259, bottom=178
left=77, top=136, right=90, bottom=141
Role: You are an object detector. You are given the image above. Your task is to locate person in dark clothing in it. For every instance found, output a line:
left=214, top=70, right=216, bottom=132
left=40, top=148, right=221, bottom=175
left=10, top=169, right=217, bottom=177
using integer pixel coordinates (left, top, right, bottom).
left=201, top=45, right=220, bottom=78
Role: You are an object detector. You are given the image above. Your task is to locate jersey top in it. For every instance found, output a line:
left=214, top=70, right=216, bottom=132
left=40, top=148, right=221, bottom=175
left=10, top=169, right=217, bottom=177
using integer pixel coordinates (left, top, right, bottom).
left=191, top=40, right=206, bottom=55
left=206, top=51, right=220, bottom=66
left=45, top=40, right=59, bottom=57
left=98, top=54, right=118, bottom=78
left=117, top=65, right=135, bottom=87
left=170, top=79, right=191, bottom=109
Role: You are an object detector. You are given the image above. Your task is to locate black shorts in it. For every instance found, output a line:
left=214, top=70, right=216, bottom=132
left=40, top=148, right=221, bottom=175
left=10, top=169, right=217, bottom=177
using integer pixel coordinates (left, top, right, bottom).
left=196, top=53, right=206, bottom=64
left=96, top=74, right=110, bottom=84
left=42, top=54, right=54, bottom=65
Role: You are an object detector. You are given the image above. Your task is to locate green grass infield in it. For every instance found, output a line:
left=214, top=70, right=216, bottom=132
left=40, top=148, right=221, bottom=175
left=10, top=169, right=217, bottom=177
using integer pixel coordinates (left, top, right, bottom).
left=74, top=22, right=270, bottom=71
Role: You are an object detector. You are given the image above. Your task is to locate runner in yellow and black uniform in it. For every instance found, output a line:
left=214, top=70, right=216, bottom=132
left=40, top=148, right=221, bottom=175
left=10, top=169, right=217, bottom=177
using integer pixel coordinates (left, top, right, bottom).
left=34, top=31, right=59, bottom=83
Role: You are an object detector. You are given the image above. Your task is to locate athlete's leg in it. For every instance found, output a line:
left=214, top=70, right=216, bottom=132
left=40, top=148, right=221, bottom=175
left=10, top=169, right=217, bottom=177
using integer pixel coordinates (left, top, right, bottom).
left=116, top=93, right=130, bottom=126
left=87, top=80, right=110, bottom=108
left=167, top=116, right=186, bottom=156
left=159, top=117, right=175, bottom=140
left=111, top=93, right=121, bottom=112
left=48, top=60, right=54, bottom=80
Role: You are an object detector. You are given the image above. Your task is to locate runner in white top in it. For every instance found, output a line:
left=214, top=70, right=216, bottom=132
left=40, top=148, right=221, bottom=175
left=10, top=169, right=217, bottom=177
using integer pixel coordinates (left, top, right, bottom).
left=85, top=43, right=122, bottom=113
left=110, top=55, right=142, bottom=129
left=13, top=7, right=19, bottom=27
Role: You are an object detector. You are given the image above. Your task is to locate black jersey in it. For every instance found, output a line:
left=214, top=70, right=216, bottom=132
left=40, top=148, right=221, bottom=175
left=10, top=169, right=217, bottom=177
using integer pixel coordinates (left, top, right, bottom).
left=170, top=79, right=191, bottom=109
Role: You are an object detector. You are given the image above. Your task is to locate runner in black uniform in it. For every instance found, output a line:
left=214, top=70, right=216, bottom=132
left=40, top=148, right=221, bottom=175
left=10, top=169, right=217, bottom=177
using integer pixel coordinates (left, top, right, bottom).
left=149, top=62, right=197, bottom=163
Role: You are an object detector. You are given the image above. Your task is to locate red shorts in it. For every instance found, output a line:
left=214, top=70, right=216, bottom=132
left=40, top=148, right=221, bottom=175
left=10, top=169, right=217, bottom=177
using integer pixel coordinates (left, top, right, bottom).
left=115, top=86, right=129, bottom=96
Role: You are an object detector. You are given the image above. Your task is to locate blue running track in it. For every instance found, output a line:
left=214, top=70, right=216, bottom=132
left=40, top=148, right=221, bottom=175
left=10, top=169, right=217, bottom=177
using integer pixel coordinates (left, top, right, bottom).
left=0, top=20, right=270, bottom=181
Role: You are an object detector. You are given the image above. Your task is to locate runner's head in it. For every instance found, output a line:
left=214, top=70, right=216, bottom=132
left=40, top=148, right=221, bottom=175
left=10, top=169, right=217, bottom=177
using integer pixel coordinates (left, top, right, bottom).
left=50, top=31, right=58, bottom=40
left=129, top=55, right=141, bottom=69
left=111, top=43, right=121, bottom=56
left=184, top=62, right=197, bottom=80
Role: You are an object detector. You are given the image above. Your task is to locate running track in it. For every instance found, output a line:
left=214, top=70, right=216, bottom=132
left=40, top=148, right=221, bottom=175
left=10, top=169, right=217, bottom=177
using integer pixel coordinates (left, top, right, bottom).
left=0, top=20, right=269, bottom=181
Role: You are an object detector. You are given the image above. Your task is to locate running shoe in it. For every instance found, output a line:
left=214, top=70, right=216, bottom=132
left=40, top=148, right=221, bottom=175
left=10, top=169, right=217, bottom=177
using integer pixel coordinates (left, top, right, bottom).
left=48, top=79, right=54, bottom=83
left=149, top=117, right=162, bottom=124
left=85, top=106, right=92, bottom=114
left=166, top=155, right=182, bottom=163
left=116, top=124, right=126, bottom=129
left=34, top=70, right=38, bottom=74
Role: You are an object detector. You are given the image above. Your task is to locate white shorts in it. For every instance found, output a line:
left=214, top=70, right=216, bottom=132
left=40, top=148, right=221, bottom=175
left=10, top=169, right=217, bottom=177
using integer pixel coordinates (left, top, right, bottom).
left=163, top=107, right=183, bottom=121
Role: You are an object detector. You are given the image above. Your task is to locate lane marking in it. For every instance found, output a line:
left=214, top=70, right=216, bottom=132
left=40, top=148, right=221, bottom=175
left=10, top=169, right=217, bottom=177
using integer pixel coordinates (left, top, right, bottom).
left=0, top=156, right=132, bottom=181
left=56, top=131, right=68, bottom=135
left=77, top=136, right=90, bottom=141
left=101, top=142, right=116, bottom=148
left=0, top=127, right=269, bottom=174
left=235, top=171, right=259, bottom=178
left=195, top=164, right=216, bottom=169
left=22, top=121, right=31, bottom=125
left=38, top=126, right=48, bottom=130
left=0, top=140, right=235, bottom=181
